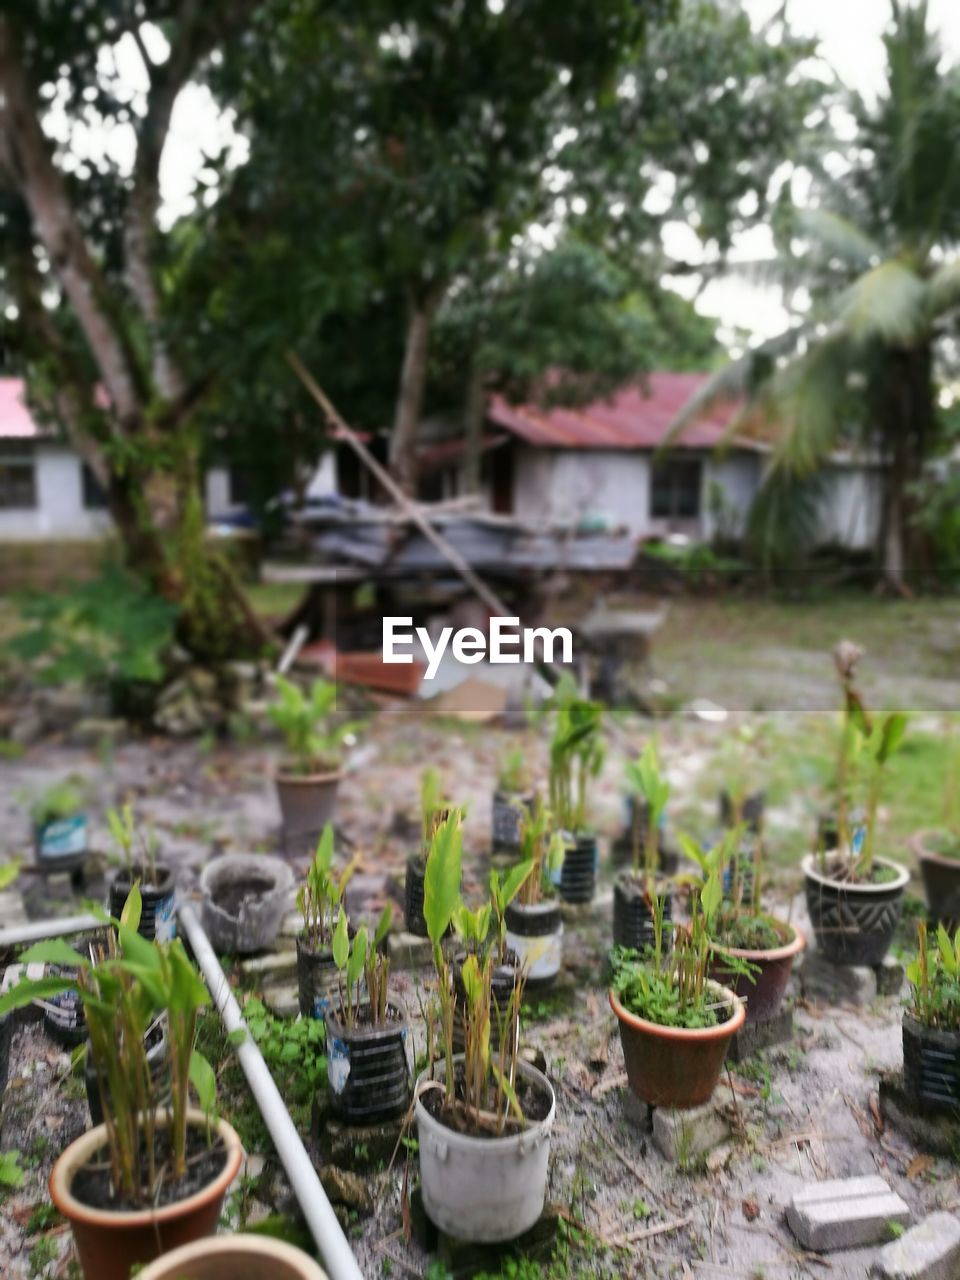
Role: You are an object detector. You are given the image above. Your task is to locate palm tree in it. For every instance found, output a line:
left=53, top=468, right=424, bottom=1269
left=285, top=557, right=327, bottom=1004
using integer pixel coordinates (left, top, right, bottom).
left=666, top=0, right=960, bottom=589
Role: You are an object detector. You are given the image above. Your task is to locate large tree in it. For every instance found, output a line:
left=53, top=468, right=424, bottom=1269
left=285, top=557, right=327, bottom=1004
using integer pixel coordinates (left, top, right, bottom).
left=0, top=2, right=267, bottom=658
left=666, top=0, right=960, bottom=589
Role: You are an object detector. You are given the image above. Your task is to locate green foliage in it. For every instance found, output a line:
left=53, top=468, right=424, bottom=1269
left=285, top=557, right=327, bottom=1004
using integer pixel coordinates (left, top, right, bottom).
left=330, top=903, right=394, bottom=1029
left=517, top=798, right=565, bottom=907
left=241, top=997, right=328, bottom=1107
left=497, top=750, right=531, bottom=796
left=297, top=824, right=358, bottom=951
left=548, top=678, right=604, bottom=835
left=26, top=778, right=86, bottom=828
left=420, top=768, right=450, bottom=853
left=105, top=803, right=160, bottom=885
left=624, top=741, right=670, bottom=888
left=489, top=861, right=535, bottom=964
left=907, top=920, right=960, bottom=1031
left=423, top=810, right=464, bottom=951
left=8, top=564, right=177, bottom=690
left=268, top=677, right=357, bottom=773
left=0, top=1151, right=24, bottom=1190
left=643, top=541, right=746, bottom=586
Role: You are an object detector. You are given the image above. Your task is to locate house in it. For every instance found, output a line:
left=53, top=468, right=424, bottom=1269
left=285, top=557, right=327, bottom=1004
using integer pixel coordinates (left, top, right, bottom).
left=414, top=372, right=883, bottom=549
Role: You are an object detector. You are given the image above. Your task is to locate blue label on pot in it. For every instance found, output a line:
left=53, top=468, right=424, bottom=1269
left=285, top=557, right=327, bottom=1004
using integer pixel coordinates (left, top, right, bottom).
left=851, top=825, right=866, bottom=857
left=327, top=1036, right=351, bottom=1094
left=154, top=892, right=177, bottom=942
left=47, top=987, right=82, bottom=1028
left=37, top=816, right=87, bottom=860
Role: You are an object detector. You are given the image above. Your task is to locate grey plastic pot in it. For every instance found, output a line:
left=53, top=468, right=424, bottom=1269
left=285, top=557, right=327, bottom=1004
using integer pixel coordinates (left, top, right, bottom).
left=200, top=855, right=294, bottom=955
left=415, top=1056, right=555, bottom=1243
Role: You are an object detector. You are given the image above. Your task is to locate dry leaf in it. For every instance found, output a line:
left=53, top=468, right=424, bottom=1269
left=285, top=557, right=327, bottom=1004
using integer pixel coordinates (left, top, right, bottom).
left=742, top=1198, right=761, bottom=1222
left=906, top=1154, right=934, bottom=1181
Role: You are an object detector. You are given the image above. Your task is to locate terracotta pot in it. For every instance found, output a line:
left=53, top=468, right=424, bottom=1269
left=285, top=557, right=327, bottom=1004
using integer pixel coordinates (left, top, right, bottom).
left=708, top=919, right=805, bottom=1023
left=610, top=980, right=745, bottom=1109
left=913, top=830, right=960, bottom=928
left=135, top=1234, right=329, bottom=1280
left=802, top=853, right=909, bottom=966
left=275, top=769, right=341, bottom=852
left=49, top=1109, right=243, bottom=1280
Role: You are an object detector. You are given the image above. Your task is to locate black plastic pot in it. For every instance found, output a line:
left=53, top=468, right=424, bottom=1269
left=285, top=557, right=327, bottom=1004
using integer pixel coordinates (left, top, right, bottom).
left=404, top=855, right=428, bottom=937
left=452, top=952, right=521, bottom=1052
left=325, top=1002, right=410, bottom=1124
left=108, top=865, right=176, bottom=942
left=802, top=853, right=909, bottom=966
left=559, top=833, right=598, bottom=905
left=43, top=975, right=87, bottom=1048
left=611, top=799, right=679, bottom=875
left=491, top=789, right=533, bottom=856
left=296, top=935, right=339, bottom=1020
left=719, top=790, right=765, bottom=834
left=504, top=900, right=563, bottom=991
left=612, top=876, right=674, bottom=952
left=85, top=1022, right=169, bottom=1126
left=903, top=1013, right=960, bottom=1113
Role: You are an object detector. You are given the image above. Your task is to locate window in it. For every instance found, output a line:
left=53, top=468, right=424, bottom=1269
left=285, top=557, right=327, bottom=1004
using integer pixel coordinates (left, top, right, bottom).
left=82, top=464, right=108, bottom=509
left=0, top=442, right=37, bottom=509
left=650, top=459, right=702, bottom=520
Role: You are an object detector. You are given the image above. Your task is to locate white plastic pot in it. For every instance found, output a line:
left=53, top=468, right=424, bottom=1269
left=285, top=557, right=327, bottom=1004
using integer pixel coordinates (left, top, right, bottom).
left=504, top=901, right=562, bottom=988
left=415, top=1056, right=555, bottom=1242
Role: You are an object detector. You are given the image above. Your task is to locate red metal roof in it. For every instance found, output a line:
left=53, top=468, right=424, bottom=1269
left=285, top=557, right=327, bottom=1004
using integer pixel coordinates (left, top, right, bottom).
left=0, top=379, right=42, bottom=439
left=488, top=372, right=764, bottom=451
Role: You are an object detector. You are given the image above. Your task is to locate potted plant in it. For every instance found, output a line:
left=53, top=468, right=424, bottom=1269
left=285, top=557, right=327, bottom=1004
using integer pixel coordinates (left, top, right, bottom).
left=913, top=733, right=960, bottom=926
left=613, top=742, right=674, bottom=952
left=325, top=901, right=410, bottom=1123
left=491, top=749, right=534, bottom=858
left=136, top=1236, right=329, bottom=1280
left=416, top=812, right=556, bottom=1243
left=28, top=779, right=90, bottom=875
left=802, top=643, right=910, bottom=966
left=903, top=920, right=960, bottom=1112
left=199, top=853, right=294, bottom=955
left=0, top=889, right=243, bottom=1280
left=269, top=676, right=357, bottom=848
left=106, top=805, right=177, bottom=942
left=504, top=799, right=565, bottom=990
left=548, top=680, right=604, bottom=904
left=610, top=865, right=746, bottom=1109
left=296, top=823, right=358, bottom=1018
left=692, top=829, right=805, bottom=1025
left=405, top=768, right=456, bottom=937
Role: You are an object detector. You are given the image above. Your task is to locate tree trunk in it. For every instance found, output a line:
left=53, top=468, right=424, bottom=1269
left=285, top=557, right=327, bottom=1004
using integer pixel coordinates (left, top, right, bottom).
left=389, top=287, right=444, bottom=496
left=462, top=359, right=487, bottom=495
left=878, top=343, right=934, bottom=593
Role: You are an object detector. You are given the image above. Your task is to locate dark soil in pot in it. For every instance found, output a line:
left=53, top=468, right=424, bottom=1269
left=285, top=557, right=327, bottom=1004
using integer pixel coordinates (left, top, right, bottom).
left=295, top=935, right=339, bottom=1019
left=913, top=830, right=960, bottom=929
left=325, top=1002, right=410, bottom=1125
left=71, top=1127, right=228, bottom=1213
left=109, top=864, right=176, bottom=942
left=559, top=833, right=598, bottom=905
left=719, top=789, right=765, bottom=834
left=491, top=789, right=533, bottom=855
left=452, top=952, right=521, bottom=1052
left=420, top=1062, right=552, bottom=1135
left=708, top=916, right=804, bottom=1024
left=902, top=1013, right=960, bottom=1112
left=802, top=853, right=908, bottom=966
left=612, top=876, right=674, bottom=952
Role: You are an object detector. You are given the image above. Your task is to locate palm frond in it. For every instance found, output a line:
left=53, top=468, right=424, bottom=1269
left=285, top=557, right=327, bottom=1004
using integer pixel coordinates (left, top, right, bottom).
left=767, top=329, right=852, bottom=475
left=746, top=466, right=826, bottom=576
left=927, top=257, right=960, bottom=318
left=794, top=209, right=882, bottom=270
left=838, top=260, right=927, bottom=345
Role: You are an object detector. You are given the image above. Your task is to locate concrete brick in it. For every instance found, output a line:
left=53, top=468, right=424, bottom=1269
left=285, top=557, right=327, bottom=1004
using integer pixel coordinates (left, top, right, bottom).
left=787, top=1175, right=911, bottom=1251
left=240, top=950, right=298, bottom=981
left=652, top=1100, right=731, bottom=1164
left=800, top=951, right=877, bottom=1006
left=876, top=957, right=905, bottom=998
left=872, top=1213, right=960, bottom=1280
left=387, top=930, right=433, bottom=970
left=262, top=981, right=299, bottom=1018
left=727, top=1005, right=793, bottom=1063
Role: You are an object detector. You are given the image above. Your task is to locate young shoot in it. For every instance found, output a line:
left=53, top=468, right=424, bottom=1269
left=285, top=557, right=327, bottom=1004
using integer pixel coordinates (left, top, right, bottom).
left=106, top=803, right=160, bottom=886
left=517, top=798, right=565, bottom=907
left=331, top=902, right=393, bottom=1029
left=624, top=741, right=670, bottom=895
left=907, top=920, right=960, bottom=1031
left=297, top=822, right=358, bottom=952
left=548, top=680, right=604, bottom=835
left=498, top=749, right=531, bottom=796
left=268, top=676, right=358, bottom=775
left=489, top=859, right=535, bottom=964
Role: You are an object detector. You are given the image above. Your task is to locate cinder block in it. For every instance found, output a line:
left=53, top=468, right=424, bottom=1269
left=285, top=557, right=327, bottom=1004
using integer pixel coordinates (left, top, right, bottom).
left=876, top=957, right=905, bottom=998
left=240, top=950, right=298, bottom=981
left=872, top=1212, right=960, bottom=1280
left=727, top=1006, right=793, bottom=1062
left=800, top=951, right=877, bottom=1006
left=262, top=981, right=299, bottom=1018
left=652, top=1100, right=731, bottom=1164
left=787, top=1175, right=910, bottom=1251
left=387, top=930, right=433, bottom=970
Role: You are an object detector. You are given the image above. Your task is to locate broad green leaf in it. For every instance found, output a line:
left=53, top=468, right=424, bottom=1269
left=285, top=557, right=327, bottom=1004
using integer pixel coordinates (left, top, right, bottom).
left=374, top=902, right=393, bottom=947
left=877, top=713, right=907, bottom=764
left=332, top=906, right=350, bottom=970
left=0, top=975, right=74, bottom=1017
left=347, top=927, right=367, bottom=989
left=315, top=823, right=335, bottom=874
left=189, top=1049, right=217, bottom=1115
left=18, top=938, right=88, bottom=969
left=500, top=859, right=535, bottom=908
left=423, top=811, right=462, bottom=946
left=120, top=882, right=142, bottom=934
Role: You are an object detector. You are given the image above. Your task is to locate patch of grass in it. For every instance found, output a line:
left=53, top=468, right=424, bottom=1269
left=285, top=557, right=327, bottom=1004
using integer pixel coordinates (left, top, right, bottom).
left=246, top=582, right=307, bottom=621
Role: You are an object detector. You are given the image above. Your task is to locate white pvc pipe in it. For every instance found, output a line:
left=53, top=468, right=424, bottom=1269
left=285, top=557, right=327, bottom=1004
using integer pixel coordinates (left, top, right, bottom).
left=0, top=913, right=101, bottom=950
left=177, top=903, right=364, bottom=1280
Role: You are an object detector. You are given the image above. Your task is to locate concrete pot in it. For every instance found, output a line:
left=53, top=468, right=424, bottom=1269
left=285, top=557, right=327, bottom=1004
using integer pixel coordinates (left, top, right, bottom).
left=136, top=1235, right=328, bottom=1280
left=802, top=853, right=909, bottom=966
left=708, top=918, right=804, bottom=1023
left=415, top=1056, right=555, bottom=1242
left=902, top=1013, right=960, bottom=1113
left=913, top=830, right=960, bottom=928
left=275, top=769, right=341, bottom=847
left=200, top=855, right=294, bottom=955
left=611, top=980, right=745, bottom=1109
left=49, top=1109, right=243, bottom=1280
left=612, top=875, right=674, bottom=953
left=109, top=864, right=176, bottom=942
left=505, top=900, right=562, bottom=990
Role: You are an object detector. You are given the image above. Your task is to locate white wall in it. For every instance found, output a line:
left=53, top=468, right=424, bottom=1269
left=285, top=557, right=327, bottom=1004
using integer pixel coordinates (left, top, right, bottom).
left=513, top=448, right=652, bottom=533
left=703, top=453, right=764, bottom=540
left=0, top=444, right=110, bottom=541
left=816, top=463, right=882, bottom=550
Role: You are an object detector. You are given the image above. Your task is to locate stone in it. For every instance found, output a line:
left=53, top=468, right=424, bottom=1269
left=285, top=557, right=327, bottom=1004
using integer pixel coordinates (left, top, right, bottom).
left=10, top=709, right=44, bottom=746
left=313, top=1100, right=407, bottom=1172
left=876, top=957, right=905, bottom=997
left=622, top=1089, right=652, bottom=1130
left=652, top=1100, right=731, bottom=1164
left=0, top=893, right=28, bottom=929
left=240, top=951, right=298, bottom=982
left=727, top=1005, right=794, bottom=1063
left=787, top=1175, right=911, bottom=1251
left=68, top=717, right=127, bottom=747
left=800, top=950, right=877, bottom=1006
left=879, top=1073, right=960, bottom=1158
left=872, top=1213, right=960, bottom=1280
left=387, top=930, right=434, bottom=970
left=262, top=982, right=299, bottom=1018
left=319, top=1166, right=374, bottom=1213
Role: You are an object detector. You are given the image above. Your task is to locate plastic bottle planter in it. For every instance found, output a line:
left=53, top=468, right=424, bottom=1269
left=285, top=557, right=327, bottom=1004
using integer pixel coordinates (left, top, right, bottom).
left=719, top=790, right=765, bottom=835
left=708, top=922, right=805, bottom=1024
left=108, top=866, right=176, bottom=942
left=199, top=855, right=294, bottom=956
left=912, top=830, right=960, bottom=929
left=415, top=1056, right=555, bottom=1243
left=612, top=878, right=674, bottom=953
left=44, top=970, right=88, bottom=1048
left=902, top=1014, right=960, bottom=1113
left=801, top=853, right=909, bottom=966
left=491, top=790, right=534, bottom=857
left=452, top=954, right=521, bottom=1053
left=324, top=1002, right=411, bottom=1125
left=85, top=1022, right=169, bottom=1127
left=504, top=901, right=563, bottom=991
left=295, top=936, right=339, bottom=1020
left=610, top=980, right=745, bottom=1109
left=34, top=813, right=89, bottom=875
left=275, top=769, right=341, bottom=855
left=557, top=833, right=598, bottom=905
